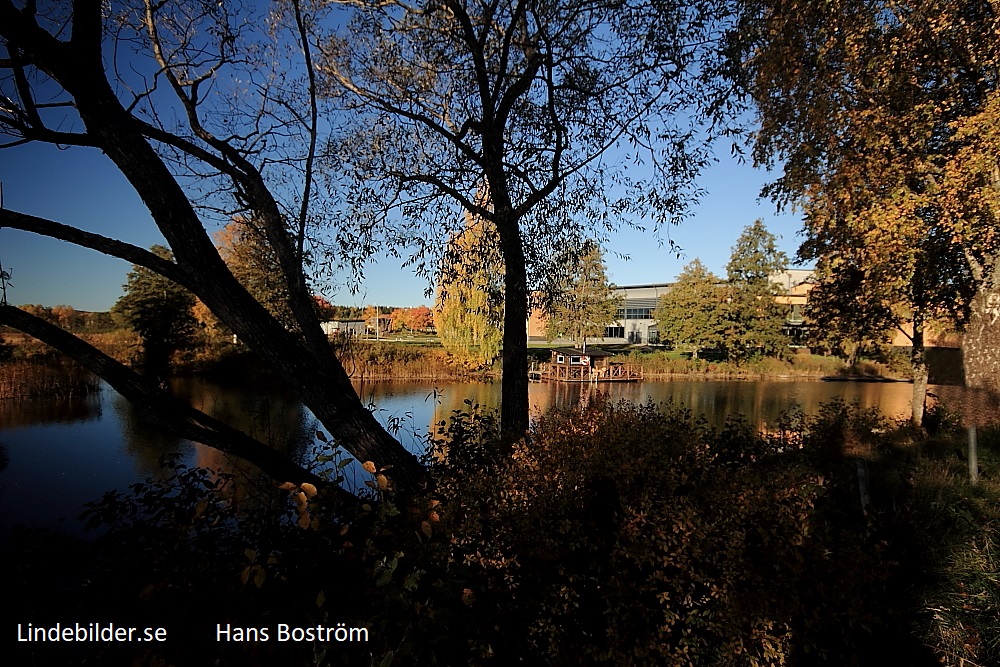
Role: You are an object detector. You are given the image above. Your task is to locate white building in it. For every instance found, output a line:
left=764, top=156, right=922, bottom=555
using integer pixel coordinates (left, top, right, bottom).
left=528, top=271, right=815, bottom=346
left=603, top=282, right=673, bottom=344
left=321, top=319, right=366, bottom=337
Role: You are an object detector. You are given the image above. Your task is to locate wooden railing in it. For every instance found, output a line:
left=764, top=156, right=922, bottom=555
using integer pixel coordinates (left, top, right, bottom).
left=538, top=363, right=642, bottom=382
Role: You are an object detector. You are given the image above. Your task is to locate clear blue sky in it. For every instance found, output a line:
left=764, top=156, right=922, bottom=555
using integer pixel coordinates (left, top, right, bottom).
left=0, top=138, right=806, bottom=313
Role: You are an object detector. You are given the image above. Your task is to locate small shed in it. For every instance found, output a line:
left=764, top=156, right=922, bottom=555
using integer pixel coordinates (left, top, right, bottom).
left=550, top=347, right=614, bottom=372
left=542, top=347, right=639, bottom=382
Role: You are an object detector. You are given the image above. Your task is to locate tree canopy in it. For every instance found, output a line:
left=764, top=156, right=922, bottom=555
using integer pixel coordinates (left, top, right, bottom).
left=653, top=259, right=726, bottom=357
left=215, top=220, right=296, bottom=331
left=727, top=0, right=1000, bottom=420
left=434, top=207, right=505, bottom=368
left=317, top=0, right=724, bottom=436
left=544, top=241, right=620, bottom=349
left=721, top=220, right=789, bottom=364
left=112, top=245, right=197, bottom=375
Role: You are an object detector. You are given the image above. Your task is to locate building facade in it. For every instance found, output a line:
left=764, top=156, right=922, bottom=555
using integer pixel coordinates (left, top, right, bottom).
left=321, top=319, right=366, bottom=337
left=528, top=271, right=816, bottom=346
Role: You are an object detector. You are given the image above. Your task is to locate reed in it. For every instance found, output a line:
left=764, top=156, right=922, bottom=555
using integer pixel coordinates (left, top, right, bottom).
left=0, top=358, right=100, bottom=400
left=613, top=350, right=846, bottom=379
left=335, top=340, right=492, bottom=381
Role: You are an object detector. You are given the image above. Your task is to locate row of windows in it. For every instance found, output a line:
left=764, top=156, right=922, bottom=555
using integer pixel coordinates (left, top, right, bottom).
left=603, top=326, right=661, bottom=344
left=614, top=308, right=654, bottom=320
left=613, top=305, right=803, bottom=324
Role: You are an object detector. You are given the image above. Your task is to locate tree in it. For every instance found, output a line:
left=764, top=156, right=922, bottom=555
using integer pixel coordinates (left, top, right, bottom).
left=215, top=220, right=295, bottom=330
left=0, top=1, right=421, bottom=488
left=653, top=259, right=726, bottom=357
left=406, top=305, right=435, bottom=333
left=799, top=262, right=896, bottom=363
left=312, top=295, right=338, bottom=321
left=318, top=0, right=723, bottom=438
left=434, top=208, right=504, bottom=367
left=727, top=0, right=999, bottom=423
left=545, top=241, right=621, bottom=350
left=112, top=245, right=197, bottom=375
left=722, top=220, right=789, bottom=364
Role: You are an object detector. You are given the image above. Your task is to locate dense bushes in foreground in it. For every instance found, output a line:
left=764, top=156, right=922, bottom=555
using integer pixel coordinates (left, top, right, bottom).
left=4, top=401, right=998, bottom=666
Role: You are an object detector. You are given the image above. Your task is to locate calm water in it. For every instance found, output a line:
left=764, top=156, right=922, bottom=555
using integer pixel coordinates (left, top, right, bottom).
left=0, top=378, right=923, bottom=532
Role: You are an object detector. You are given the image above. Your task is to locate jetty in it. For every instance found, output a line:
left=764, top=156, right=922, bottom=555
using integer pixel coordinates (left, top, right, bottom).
left=530, top=348, right=642, bottom=383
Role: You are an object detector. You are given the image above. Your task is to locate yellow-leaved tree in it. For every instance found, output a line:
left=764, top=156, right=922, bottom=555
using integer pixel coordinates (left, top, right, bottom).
left=729, top=0, right=999, bottom=424
left=434, top=205, right=504, bottom=369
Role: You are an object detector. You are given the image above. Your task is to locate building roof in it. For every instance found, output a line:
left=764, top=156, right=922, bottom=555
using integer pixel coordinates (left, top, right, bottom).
left=615, top=283, right=674, bottom=291
left=551, top=347, right=615, bottom=357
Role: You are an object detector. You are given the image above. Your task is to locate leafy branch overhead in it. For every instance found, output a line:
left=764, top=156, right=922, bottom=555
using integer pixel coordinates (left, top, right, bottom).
left=728, top=0, right=1000, bottom=417
left=318, top=0, right=727, bottom=436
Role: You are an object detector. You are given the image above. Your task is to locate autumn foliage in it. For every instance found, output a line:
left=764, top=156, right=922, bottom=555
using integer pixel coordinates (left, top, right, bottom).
left=8, top=400, right=1000, bottom=666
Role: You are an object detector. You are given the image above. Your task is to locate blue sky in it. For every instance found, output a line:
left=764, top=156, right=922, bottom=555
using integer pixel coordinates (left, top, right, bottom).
left=0, top=140, right=806, bottom=312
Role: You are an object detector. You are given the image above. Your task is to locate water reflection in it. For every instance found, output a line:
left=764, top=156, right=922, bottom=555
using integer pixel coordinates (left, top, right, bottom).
left=172, top=377, right=313, bottom=475
left=0, top=393, right=102, bottom=430
left=1, top=377, right=924, bottom=533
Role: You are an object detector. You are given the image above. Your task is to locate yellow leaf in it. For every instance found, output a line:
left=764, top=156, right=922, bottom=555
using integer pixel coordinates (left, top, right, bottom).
left=462, top=588, right=475, bottom=606
left=362, top=460, right=378, bottom=474
left=193, top=499, right=208, bottom=520
left=421, top=520, right=433, bottom=538
left=300, top=482, right=318, bottom=497
left=377, top=474, right=389, bottom=491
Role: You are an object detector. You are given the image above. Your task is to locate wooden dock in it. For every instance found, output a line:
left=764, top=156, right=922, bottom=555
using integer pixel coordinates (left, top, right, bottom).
left=531, top=362, right=642, bottom=383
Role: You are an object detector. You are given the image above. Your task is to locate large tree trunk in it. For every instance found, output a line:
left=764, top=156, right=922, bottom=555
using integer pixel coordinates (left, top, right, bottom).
left=0, top=2, right=423, bottom=490
left=910, top=317, right=928, bottom=428
left=499, top=221, right=530, bottom=444
left=958, top=273, right=1000, bottom=482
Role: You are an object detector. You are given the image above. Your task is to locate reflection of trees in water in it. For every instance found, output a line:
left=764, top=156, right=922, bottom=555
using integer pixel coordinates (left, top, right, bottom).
left=0, top=393, right=102, bottom=430
left=113, top=378, right=312, bottom=479
left=423, top=379, right=920, bottom=437
left=112, top=392, right=191, bottom=477
left=431, top=382, right=501, bottom=436
left=175, top=378, right=309, bottom=454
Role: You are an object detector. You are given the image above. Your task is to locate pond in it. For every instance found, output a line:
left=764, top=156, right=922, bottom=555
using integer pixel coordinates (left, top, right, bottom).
left=0, top=377, right=925, bottom=533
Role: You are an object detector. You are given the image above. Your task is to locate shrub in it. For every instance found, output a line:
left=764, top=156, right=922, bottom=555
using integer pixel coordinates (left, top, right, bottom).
left=423, top=399, right=891, bottom=665
left=8, top=400, right=998, bottom=666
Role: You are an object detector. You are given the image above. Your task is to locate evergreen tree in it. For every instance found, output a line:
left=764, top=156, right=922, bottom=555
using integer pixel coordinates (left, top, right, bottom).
left=112, top=245, right=196, bottom=375
left=722, top=221, right=790, bottom=364
left=545, top=242, right=621, bottom=350
left=654, top=259, right=726, bottom=357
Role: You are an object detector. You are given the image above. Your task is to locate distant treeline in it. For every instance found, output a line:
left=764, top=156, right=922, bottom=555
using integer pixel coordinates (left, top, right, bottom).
left=6, top=304, right=116, bottom=334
